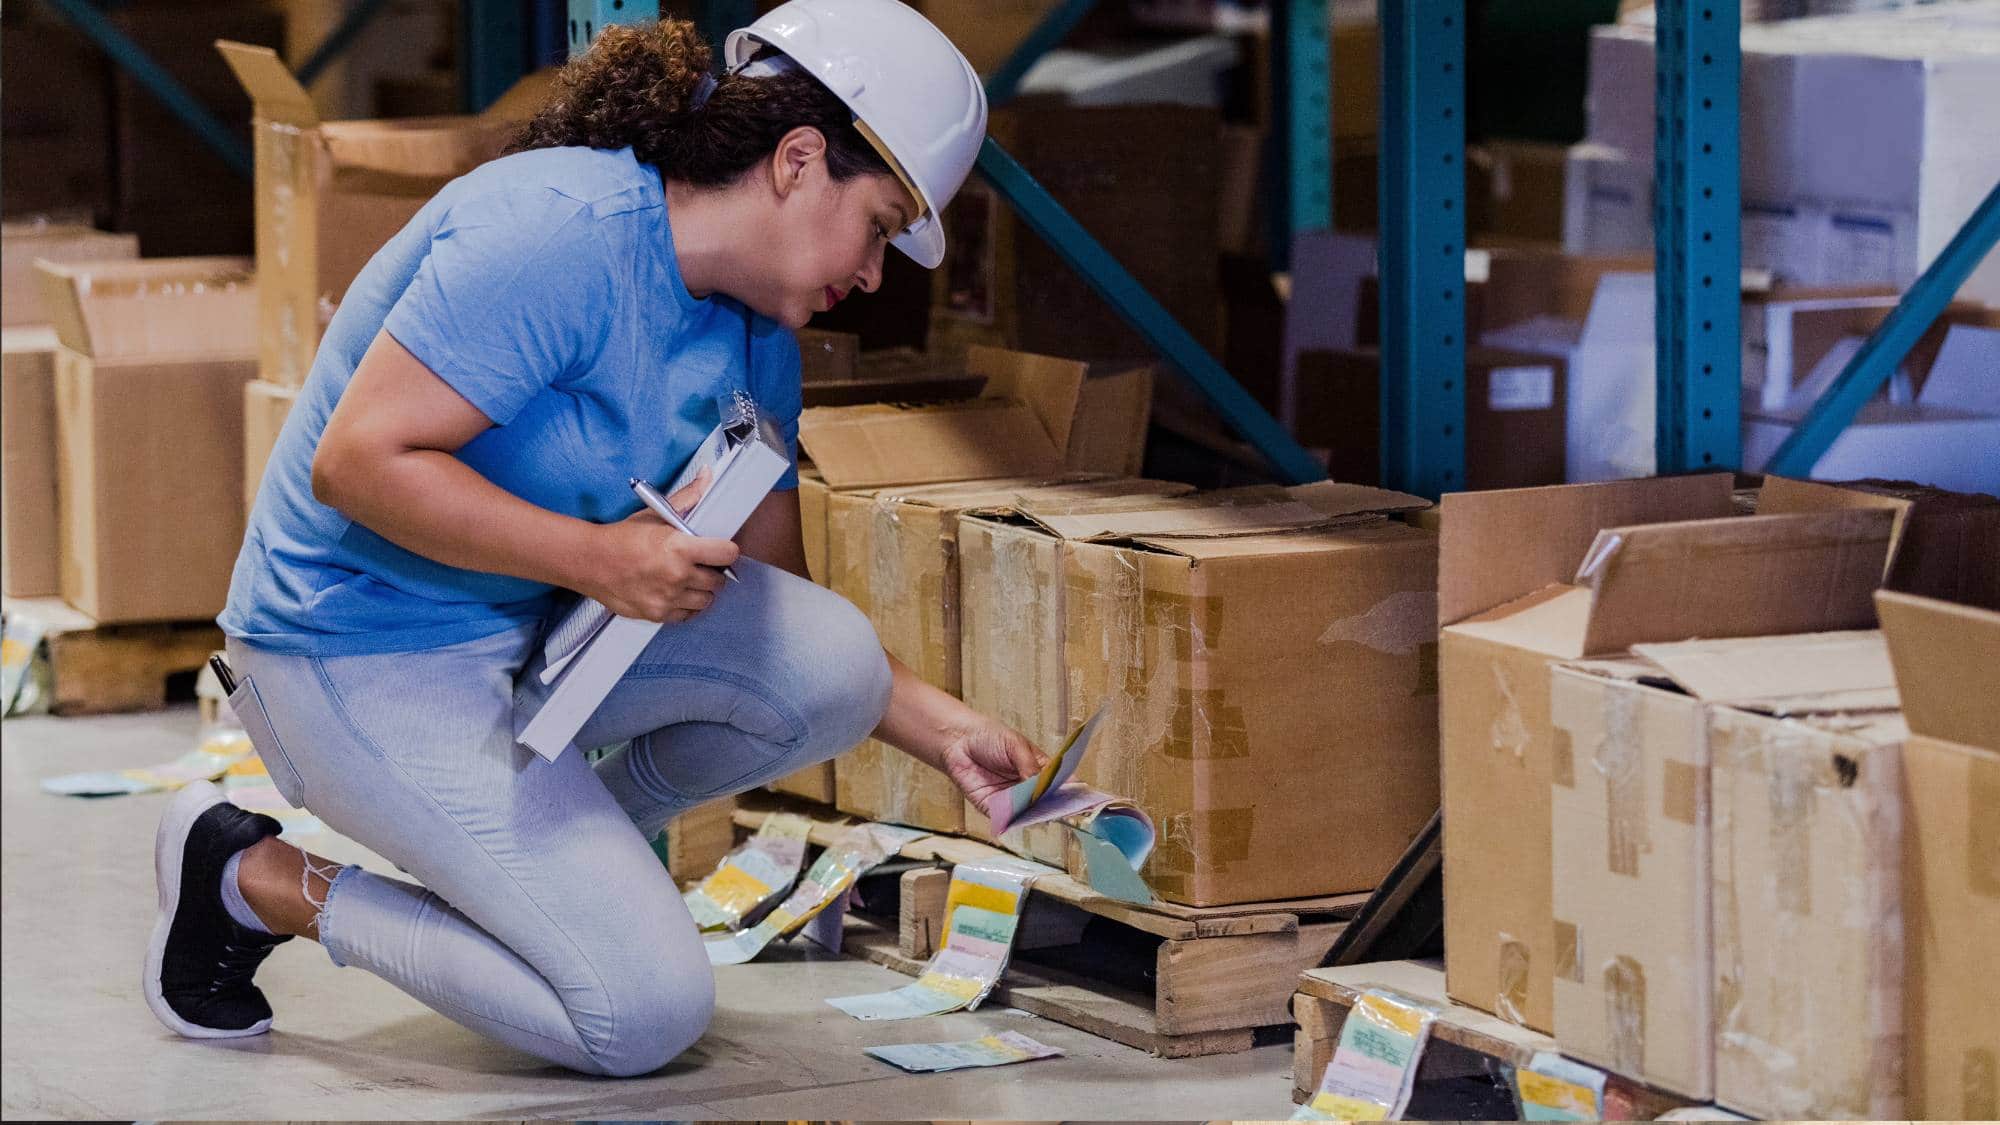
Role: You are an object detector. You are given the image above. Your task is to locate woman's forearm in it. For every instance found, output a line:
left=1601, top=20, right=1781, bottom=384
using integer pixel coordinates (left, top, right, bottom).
left=318, top=447, right=602, bottom=593
left=872, top=654, right=978, bottom=770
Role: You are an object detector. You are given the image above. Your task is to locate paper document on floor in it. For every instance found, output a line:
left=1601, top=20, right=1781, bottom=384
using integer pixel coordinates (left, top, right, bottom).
left=40, top=718, right=253, bottom=797
left=980, top=704, right=1158, bottom=904
left=827, top=856, right=1055, bottom=1020
left=706, top=822, right=928, bottom=965
left=1293, top=988, right=1440, bottom=1121
left=682, top=812, right=811, bottom=932
left=866, top=1030, right=1063, bottom=1073
left=1, top=612, right=48, bottom=716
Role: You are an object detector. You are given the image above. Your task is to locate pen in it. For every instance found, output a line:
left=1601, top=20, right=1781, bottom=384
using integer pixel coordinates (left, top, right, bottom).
left=629, top=477, right=740, bottom=584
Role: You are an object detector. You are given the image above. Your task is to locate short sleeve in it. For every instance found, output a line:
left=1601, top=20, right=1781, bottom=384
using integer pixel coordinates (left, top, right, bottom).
left=748, top=319, right=804, bottom=491
left=383, top=189, right=614, bottom=427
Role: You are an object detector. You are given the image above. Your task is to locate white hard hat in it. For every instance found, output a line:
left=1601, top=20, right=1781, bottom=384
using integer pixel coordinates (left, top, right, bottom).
left=724, top=0, right=988, bottom=269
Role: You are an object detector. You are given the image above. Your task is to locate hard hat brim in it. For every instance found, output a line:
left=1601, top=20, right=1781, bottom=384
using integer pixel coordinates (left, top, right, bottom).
left=892, top=219, right=945, bottom=270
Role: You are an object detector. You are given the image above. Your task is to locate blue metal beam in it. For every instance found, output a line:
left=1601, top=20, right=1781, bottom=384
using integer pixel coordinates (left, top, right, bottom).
left=1767, top=180, right=2000, bottom=478
left=39, top=0, right=253, bottom=179
left=978, top=138, right=1327, bottom=485
left=985, top=0, right=1099, bottom=103
left=1276, top=0, right=1332, bottom=255
left=1377, top=0, right=1466, bottom=497
left=568, top=0, right=662, bottom=57
left=1654, top=0, right=1741, bottom=474
left=462, top=0, right=527, bottom=110
left=298, top=0, right=394, bottom=86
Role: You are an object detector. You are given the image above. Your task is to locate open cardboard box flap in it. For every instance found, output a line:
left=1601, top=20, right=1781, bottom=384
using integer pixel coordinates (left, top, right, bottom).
left=1877, top=589, right=2000, bottom=752
left=217, top=39, right=544, bottom=146
left=983, top=481, right=1427, bottom=543
left=1439, top=473, right=1737, bottom=628
left=1576, top=508, right=1895, bottom=656
left=797, top=345, right=1084, bottom=489
left=1453, top=508, right=1894, bottom=659
left=37, top=257, right=257, bottom=360
left=1630, top=630, right=1899, bottom=712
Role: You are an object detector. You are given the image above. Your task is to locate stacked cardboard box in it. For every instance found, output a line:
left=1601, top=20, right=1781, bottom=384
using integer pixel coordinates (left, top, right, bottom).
left=217, top=41, right=530, bottom=389
left=2, top=223, right=140, bottom=598
left=958, top=482, right=1442, bottom=905
left=1877, top=590, right=2000, bottom=1121
left=36, top=258, right=260, bottom=623
left=1549, top=627, right=1902, bottom=1105
left=777, top=346, right=1157, bottom=810
left=1581, top=15, right=2000, bottom=303
left=1438, top=474, right=1895, bottom=1033
left=797, top=347, right=1147, bottom=831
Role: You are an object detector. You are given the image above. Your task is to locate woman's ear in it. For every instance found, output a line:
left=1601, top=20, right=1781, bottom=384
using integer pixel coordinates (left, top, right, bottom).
left=770, top=126, right=829, bottom=200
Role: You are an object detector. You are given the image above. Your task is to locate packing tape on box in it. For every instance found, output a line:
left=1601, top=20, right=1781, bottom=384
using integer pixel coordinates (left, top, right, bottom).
left=1594, top=687, right=1647, bottom=878
left=827, top=855, right=1056, bottom=1020
left=1317, top=590, right=1439, bottom=656
left=1292, top=987, right=1440, bottom=1120
left=1491, top=661, right=1532, bottom=760
left=1551, top=727, right=1576, bottom=788
left=1965, top=1049, right=2000, bottom=1118
left=705, top=821, right=928, bottom=965
left=1662, top=759, right=1701, bottom=827
left=1604, top=955, right=1647, bottom=1077
left=1553, top=920, right=1582, bottom=984
left=1496, top=933, right=1533, bottom=1026
left=681, top=812, right=811, bottom=932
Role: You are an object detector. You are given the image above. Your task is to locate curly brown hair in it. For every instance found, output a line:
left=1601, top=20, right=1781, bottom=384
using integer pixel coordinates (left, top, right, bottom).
left=510, top=19, right=892, bottom=188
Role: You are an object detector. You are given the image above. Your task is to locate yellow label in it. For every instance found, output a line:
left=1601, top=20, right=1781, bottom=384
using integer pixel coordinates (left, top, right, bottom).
left=942, top=881, right=1019, bottom=932
left=1310, top=1093, right=1389, bottom=1121
left=1356, top=992, right=1427, bottom=1037
left=702, top=864, right=773, bottom=913
left=1517, top=1070, right=1598, bottom=1116
left=915, top=971, right=986, bottom=1002
left=0, top=637, right=27, bottom=666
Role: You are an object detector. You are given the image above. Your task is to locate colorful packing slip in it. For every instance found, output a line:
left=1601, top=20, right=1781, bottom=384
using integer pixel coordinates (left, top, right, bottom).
left=681, top=812, right=811, bottom=932
left=866, top=1030, right=1063, bottom=1073
left=705, top=822, right=929, bottom=965
left=1293, top=988, right=1440, bottom=1121
left=826, top=855, right=1057, bottom=1021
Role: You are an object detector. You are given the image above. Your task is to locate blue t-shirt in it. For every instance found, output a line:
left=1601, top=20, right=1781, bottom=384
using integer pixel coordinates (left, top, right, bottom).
left=219, top=146, right=802, bottom=656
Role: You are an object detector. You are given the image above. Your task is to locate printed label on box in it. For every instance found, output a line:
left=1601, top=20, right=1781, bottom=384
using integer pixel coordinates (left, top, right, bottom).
left=1489, top=365, right=1557, bottom=412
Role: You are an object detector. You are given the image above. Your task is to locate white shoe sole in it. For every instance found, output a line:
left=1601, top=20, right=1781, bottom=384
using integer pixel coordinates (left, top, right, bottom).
left=144, top=780, right=273, bottom=1039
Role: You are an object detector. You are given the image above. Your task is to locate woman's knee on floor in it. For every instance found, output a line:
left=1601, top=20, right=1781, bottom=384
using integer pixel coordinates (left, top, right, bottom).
left=579, top=956, right=716, bottom=1078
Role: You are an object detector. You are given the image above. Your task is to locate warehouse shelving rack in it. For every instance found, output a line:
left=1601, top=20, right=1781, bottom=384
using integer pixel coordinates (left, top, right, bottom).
left=37, top=0, right=2000, bottom=491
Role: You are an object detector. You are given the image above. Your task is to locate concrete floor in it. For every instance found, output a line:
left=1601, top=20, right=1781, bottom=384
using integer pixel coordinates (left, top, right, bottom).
left=1, top=704, right=1301, bottom=1120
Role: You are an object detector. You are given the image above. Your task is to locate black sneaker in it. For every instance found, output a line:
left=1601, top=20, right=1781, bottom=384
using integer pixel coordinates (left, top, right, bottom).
left=145, top=780, right=293, bottom=1038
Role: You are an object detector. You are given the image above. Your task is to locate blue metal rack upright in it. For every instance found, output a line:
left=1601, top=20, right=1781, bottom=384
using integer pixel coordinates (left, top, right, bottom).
left=1377, top=1, right=1467, bottom=498
left=1653, top=0, right=1741, bottom=474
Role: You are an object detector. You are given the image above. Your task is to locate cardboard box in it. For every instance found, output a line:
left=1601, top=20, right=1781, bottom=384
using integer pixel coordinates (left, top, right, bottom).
left=1438, top=474, right=1884, bottom=1032
left=1294, top=347, right=1568, bottom=491
left=2, top=222, right=140, bottom=327
left=1550, top=632, right=1904, bottom=1104
left=1066, top=365, right=1154, bottom=478
left=1561, top=142, right=1653, bottom=257
left=1742, top=322, right=2000, bottom=494
left=1470, top=140, right=1573, bottom=246
left=243, top=380, right=300, bottom=516
left=801, top=345, right=1088, bottom=831
left=1587, top=20, right=2000, bottom=302
left=932, top=105, right=1221, bottom=364
left=2, top=327, right=63, bottom=596
left=38, top=258, right=259, bottom=623
left=910, top=0, right=1065, bottom=77
left=1692, top=636, right=1908, bottom=1119
left=1758, top=475, right=2000, bottom=612
left=217, top=41, right=528, bottom=387
left=1480, top=253, right=1658, bottom=483
left=1876, top=590, right=2000, bottom=1121
left=958, top=484, right=1441, bottom=904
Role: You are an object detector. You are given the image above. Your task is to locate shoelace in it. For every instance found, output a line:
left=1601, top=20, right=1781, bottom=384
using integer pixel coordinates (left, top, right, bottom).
left=207, top=940, right=275, bottom=994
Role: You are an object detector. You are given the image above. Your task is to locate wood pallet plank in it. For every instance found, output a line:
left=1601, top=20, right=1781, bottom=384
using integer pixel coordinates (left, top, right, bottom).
left=6, top=596, right=223, bottom=715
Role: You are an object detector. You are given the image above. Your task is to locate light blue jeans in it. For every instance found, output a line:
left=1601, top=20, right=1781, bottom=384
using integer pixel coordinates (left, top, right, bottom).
left=223, top=559, right=892, bottom=1076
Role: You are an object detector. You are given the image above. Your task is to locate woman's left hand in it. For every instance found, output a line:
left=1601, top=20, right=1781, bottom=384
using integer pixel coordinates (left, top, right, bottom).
left=939, top=717, right=1048, bottom=809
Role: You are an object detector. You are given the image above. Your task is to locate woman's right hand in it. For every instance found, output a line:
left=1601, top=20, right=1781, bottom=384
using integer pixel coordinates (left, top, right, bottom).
left=579, top=474, right=741, bottom=623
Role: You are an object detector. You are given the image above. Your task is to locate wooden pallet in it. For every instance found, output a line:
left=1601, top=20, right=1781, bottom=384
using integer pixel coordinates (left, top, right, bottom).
left=732, top=793, right=1368, bottom=1058
left=3, top=597, right=223, bottom=715
left=1292, top=960, right=1694, bottom=1118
